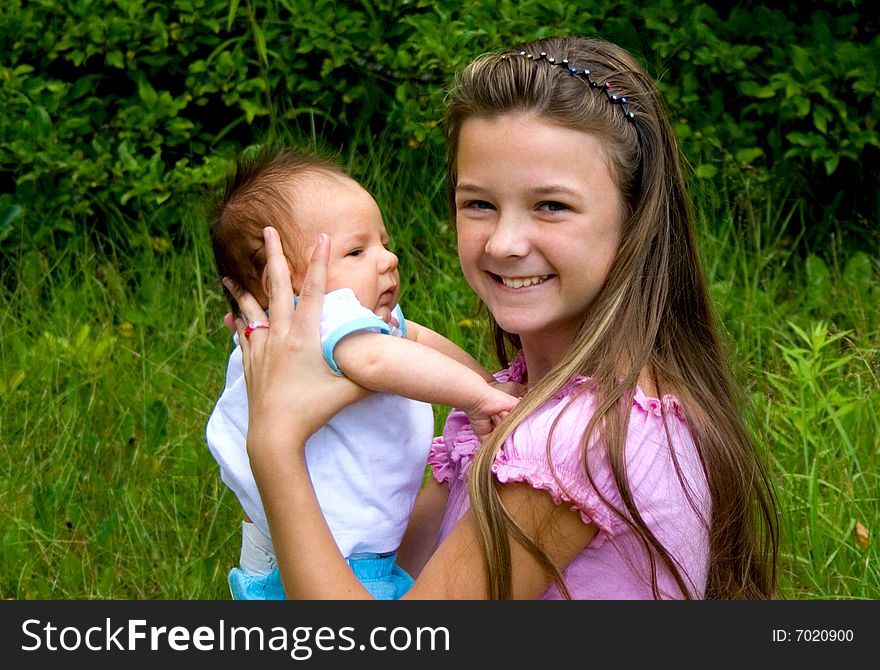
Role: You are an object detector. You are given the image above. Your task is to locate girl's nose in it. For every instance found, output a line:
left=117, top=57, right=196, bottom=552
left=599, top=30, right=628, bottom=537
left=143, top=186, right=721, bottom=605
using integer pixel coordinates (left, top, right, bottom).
left=484, top=213, right=529, bottom=258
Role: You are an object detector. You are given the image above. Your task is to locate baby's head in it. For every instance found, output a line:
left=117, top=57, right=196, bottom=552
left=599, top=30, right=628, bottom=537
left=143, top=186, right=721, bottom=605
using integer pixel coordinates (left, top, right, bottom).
left=210, top=146, right=400, bottom=323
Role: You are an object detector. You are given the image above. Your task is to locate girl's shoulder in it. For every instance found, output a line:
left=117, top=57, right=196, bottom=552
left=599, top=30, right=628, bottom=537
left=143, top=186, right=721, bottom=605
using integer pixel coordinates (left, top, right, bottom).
left=551, top=376, right=684, bottom=421
left=507, top=376, right=688, bottom=466
left=494, top=376, right=699, bottom=542
left=494, top=351, right=683, bottom=421
left=431, top=353, right=689, bottom=483
left=488, top=351, right=688, bottom=440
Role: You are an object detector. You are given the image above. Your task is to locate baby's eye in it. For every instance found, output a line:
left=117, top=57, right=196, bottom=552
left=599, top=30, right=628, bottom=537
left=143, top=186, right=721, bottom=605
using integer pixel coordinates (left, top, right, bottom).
left=346, top=248, right=364, bottom=257
left=537, top=201, right=568, bottom=212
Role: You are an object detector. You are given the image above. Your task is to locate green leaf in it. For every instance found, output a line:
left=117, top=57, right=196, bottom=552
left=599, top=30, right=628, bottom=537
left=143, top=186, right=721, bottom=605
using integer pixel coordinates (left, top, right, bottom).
left=117, top=140, right=139, bottom=172
left=786, top=131, right=821, bottom=147
left=790, top=44, right=810, bottom=76
left=227, top=0, right=241, bottom=32
left=695, top=163, right=718, bottom=179
left=106, top=49, right=124, bottom=69
left=842, top=252, right=874, bottom=293
left=0, top=203, right=23, bottom=232
left=805, top=254, right=831, bottom=310
left=136, top=75, right=158, bottom=106
left=736, top=147, right=764, bottom=164
left=70, top=74, right=103, bottom=100
left=737, top=80, right=761, bottom=96
left=812, top=106, right=832, bottom=134
left=25, top=105, right=53, bottom=136
left=252, top=21, right=268, bottom=68
left=823, top=154, right=840, bottom=175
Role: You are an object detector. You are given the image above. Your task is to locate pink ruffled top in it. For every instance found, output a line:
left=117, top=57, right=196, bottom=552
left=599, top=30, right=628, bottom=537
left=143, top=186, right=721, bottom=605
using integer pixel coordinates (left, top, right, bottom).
left=428, top=353, right=710, bottom=599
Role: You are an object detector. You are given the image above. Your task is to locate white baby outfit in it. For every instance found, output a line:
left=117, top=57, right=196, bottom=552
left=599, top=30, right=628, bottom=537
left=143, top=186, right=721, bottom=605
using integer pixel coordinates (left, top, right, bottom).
left=206, top=288, right=434, bottom=596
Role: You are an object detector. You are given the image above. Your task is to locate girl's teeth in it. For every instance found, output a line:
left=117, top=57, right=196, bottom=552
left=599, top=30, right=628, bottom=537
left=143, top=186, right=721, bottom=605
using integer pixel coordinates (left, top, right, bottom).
left=501, top=275, right=549, bottom=289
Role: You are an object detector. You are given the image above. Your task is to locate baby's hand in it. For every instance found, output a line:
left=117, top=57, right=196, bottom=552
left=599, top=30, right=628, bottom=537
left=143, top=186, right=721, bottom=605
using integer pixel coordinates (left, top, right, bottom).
left=490, top=380, right=526, bottom=398
left=464, top=385, right=520, bottom=439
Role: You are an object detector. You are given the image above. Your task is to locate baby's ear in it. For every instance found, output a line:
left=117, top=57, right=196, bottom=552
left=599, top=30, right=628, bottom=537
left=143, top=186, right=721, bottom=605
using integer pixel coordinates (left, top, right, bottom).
left=258, top=266, right=273, bottom=307
left=262, top=262, right=299, bottom=302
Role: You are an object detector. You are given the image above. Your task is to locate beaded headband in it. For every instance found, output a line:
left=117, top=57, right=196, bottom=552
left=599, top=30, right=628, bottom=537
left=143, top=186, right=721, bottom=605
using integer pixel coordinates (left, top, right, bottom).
left=501, top=50, right=635, bottom=121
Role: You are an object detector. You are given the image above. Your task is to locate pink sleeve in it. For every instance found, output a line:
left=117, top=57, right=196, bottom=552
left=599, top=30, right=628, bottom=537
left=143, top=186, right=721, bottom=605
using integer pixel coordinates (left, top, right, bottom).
left=428, top=408, right=476, bottom=485
left=429, top=355, right=528, bottom=486
left=492, top=385, right=695, bottom=548
left=427, top=435, right=453, bottom=484
left=491, top=390, right=621, bottom=546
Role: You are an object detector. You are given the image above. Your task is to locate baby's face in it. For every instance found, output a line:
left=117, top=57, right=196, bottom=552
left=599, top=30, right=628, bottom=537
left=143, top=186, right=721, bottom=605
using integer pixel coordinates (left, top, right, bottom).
left=292, top=176, right=400, bottom=323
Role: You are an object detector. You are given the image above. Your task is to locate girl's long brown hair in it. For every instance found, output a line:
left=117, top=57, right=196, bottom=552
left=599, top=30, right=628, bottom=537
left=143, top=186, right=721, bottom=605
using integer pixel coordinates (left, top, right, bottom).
left=446, top=35, right=778, bottom=599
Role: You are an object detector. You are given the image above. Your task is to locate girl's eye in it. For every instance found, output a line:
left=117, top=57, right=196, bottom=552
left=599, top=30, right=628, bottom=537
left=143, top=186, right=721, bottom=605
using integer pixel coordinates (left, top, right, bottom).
left=346, top=249, right=363, bottom=257
left=463, top=200, right=495, bottom=211
left=538, top=201, right=567, bottom=212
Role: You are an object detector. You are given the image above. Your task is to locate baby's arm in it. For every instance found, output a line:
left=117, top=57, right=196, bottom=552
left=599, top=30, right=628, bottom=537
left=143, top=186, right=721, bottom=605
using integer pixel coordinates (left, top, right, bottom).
left=405, top=320, right=527, bottom=401
left=403, top=320, right=495, bottom=382
left=333, top=331, right=517, bottom=436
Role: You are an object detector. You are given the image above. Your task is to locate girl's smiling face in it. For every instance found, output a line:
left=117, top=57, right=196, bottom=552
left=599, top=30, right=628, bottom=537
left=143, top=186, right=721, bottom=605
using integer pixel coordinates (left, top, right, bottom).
left=454, top=112, right=623, bottom=365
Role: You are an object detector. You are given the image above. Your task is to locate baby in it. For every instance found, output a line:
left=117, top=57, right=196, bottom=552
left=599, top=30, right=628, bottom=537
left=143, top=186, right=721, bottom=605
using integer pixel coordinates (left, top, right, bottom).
left=205, top=146, right=518, bottom=600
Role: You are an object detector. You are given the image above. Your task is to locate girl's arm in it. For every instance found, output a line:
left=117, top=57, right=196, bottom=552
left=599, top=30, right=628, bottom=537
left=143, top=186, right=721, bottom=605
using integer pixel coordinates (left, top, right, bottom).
left=406, top=482, right=596, bottom=598
left=395, top=478, right=450, bottom=577
left=233, top=227, right=596, bottom=599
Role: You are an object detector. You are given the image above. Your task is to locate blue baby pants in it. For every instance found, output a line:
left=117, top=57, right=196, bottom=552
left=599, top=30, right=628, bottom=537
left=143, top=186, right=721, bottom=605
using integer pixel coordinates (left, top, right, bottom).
left=228, top=552, right=414, bottom=600
left=228, top=520, right=414, bottom=600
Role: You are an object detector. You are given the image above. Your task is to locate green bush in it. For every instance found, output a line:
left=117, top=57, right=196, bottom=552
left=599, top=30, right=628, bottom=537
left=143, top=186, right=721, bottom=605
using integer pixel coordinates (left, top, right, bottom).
left=1, top=0, right=877, bottom=257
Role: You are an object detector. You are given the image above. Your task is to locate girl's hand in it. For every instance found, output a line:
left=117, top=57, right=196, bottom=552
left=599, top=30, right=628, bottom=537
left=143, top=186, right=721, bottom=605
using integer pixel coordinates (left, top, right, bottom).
left=223, top=227, right=368, bottom=454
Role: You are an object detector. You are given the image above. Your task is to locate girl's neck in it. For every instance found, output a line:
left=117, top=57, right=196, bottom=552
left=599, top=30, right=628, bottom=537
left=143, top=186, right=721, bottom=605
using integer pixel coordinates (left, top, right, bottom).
left=520, top=338, right=569, bottom=385
left=520, top=336, right=660, bottom=398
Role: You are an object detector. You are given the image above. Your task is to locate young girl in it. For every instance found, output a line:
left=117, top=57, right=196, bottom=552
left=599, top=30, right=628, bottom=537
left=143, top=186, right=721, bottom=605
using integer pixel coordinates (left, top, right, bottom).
left=226, top=35, right=779, bottom=599
left=206, top=147, right=518, bottom=600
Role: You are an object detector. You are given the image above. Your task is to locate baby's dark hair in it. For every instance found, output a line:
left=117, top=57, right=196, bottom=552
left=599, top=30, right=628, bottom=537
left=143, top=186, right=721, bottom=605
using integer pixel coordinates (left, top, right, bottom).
left=208, top=145, right=347, bottom=311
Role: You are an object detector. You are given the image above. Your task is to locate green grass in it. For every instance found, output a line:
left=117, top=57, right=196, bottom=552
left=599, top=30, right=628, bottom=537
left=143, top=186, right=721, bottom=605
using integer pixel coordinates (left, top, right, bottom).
left=1, top=148, right=877, bottom=600
left=699, top=178, right=880, bottom=599
left=0, top=212, right=240, bottom=598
